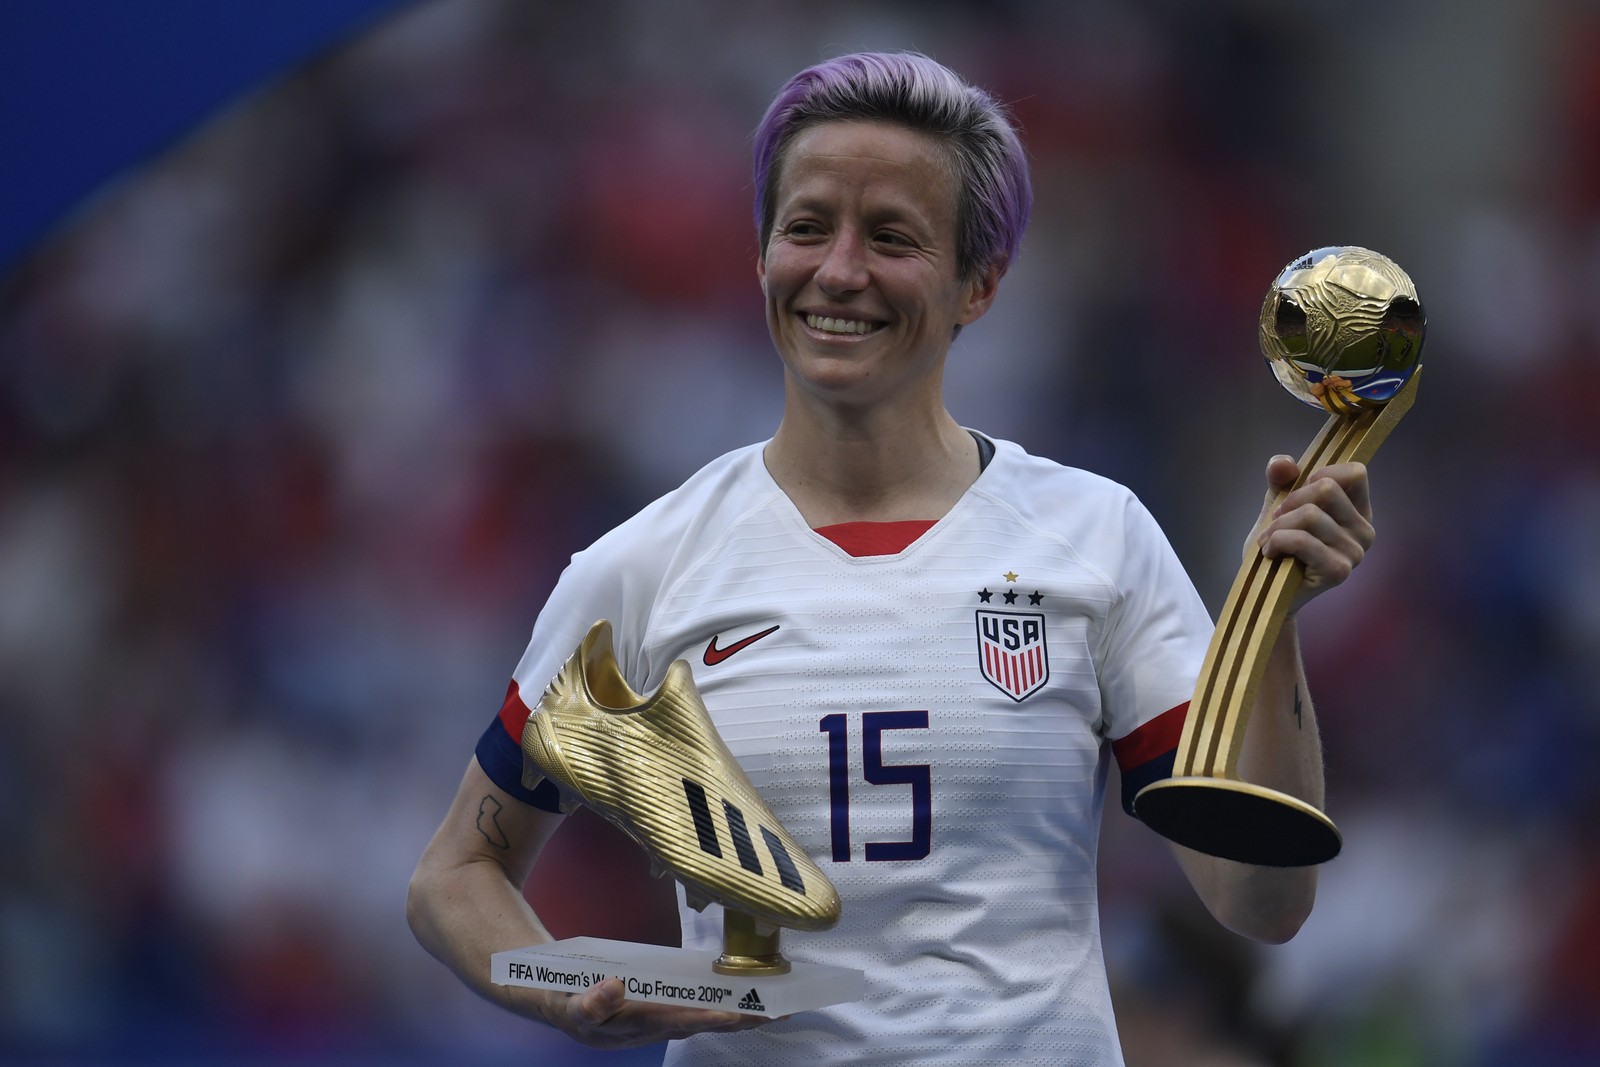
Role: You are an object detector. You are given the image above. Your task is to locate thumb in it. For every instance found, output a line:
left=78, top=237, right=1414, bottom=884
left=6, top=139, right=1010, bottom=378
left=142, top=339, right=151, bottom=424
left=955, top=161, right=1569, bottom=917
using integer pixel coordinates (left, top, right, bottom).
left=1257, top=454, right=1298, bottom=521
left=570, top=977, right=627, bottom=1026
left=1265, top=452, right=1299, bottom=489
left=1245, top=454, right=1299, bottom=561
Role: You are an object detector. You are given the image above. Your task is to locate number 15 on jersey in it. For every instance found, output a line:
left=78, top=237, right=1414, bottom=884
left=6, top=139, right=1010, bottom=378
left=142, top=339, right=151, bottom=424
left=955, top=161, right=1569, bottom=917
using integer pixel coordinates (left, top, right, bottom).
left=818, top=711, right=931, bottom=863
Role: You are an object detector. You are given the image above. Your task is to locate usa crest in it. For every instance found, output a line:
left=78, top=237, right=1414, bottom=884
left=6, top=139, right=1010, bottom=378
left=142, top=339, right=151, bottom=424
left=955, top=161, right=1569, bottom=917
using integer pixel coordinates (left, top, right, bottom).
left=975, top=610, right=1049, bottom=701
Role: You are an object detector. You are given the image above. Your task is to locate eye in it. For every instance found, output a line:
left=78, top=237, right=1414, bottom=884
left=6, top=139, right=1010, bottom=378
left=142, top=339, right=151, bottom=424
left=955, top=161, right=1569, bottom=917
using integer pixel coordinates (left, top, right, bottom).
left=873, top=229, right=916, bottom=250
left=780, top=219, right=824, bottom=239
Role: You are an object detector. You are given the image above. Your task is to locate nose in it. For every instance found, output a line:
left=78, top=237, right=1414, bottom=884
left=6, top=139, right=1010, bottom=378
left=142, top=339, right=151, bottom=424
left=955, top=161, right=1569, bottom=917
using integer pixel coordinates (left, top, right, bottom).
left=814, top=228, right=869, bottom=296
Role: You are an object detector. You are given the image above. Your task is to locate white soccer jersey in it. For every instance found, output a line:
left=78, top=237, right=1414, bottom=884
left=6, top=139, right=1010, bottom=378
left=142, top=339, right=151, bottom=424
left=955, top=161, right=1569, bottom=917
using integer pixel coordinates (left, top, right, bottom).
left=496, top=435, right=1212, bottom=1066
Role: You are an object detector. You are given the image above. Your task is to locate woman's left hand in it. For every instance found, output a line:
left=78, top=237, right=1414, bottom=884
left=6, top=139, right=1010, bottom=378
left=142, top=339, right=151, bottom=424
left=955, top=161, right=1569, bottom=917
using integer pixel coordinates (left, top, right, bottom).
left=1248, top=454, right=1375, bottom=613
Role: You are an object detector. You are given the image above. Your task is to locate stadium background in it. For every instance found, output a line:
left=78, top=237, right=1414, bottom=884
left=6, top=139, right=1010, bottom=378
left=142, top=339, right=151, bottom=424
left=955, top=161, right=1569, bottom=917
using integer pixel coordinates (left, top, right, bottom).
left=2, top=1, right=1598, bottom=1063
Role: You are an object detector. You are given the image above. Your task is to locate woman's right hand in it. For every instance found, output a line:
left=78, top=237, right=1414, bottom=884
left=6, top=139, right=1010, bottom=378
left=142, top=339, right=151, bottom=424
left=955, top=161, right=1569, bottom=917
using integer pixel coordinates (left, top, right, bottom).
left=544, top=977, right=774, bottom=1048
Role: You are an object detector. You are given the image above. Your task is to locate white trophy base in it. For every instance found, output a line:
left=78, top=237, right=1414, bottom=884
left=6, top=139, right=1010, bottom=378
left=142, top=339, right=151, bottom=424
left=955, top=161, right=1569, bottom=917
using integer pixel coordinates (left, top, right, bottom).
left=492, top=936, right=865, bottom=1017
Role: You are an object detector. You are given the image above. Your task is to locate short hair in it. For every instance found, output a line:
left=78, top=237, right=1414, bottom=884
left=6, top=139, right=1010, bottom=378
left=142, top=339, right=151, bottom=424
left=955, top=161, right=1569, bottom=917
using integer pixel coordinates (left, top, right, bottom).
left=752, top=51, right=1032, bottom=280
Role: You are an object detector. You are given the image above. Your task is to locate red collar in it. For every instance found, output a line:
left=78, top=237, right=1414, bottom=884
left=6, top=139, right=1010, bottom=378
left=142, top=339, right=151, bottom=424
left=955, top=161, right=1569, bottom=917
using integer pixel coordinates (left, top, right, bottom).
left=813, top=520, right=935, bottom=557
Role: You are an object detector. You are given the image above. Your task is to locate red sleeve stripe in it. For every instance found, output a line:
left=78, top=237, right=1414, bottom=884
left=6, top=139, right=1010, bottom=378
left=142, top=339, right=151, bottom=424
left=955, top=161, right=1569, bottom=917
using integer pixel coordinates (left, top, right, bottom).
left=1112, top=701, right=1188, bottom=772
left=496, top=679, right=531, bottom=739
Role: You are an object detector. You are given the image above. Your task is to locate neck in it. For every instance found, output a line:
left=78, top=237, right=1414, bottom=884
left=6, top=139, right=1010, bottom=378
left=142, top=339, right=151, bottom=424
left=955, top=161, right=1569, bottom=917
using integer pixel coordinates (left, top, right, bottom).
left=764, top=398, right=978, bottom=527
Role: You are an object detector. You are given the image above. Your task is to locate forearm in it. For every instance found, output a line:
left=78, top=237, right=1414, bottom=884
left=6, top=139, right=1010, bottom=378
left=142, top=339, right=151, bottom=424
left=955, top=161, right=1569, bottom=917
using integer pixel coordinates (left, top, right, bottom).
left=406, top=851, right=562, bottom=1023
left=406, top=759, right=566, bottom=1025
left=1236, top=616, right=1324, bottom=807
left=409, top=763, right=764, bottom=1048
left=1174, top=617, right=1321, bottom=942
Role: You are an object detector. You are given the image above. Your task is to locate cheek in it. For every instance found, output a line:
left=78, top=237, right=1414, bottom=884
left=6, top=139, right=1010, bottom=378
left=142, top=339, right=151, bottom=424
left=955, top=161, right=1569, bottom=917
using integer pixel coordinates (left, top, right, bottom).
left=759, top=253, right=804, bottom=304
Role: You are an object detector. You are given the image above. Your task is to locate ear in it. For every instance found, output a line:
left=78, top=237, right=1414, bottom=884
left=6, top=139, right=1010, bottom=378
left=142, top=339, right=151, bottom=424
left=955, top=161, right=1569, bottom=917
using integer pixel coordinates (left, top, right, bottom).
left=756, top=254, right=768, bottom=295
left=956, top=262, right=1004, bottom=326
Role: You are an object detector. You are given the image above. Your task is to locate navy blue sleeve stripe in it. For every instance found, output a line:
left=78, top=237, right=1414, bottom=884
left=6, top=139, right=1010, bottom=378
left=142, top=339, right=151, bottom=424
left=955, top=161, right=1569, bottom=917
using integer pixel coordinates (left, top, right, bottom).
left=1120, top=747, right=1176, bottom=819
left=474, top=717, right=564, bottom=813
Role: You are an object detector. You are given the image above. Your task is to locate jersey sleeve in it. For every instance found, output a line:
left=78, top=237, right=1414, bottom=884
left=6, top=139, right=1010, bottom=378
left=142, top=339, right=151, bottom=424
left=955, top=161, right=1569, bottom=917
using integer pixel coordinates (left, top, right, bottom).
left=474, top=681, right=564, bottom=811
left=1109, top=702, right=1187, bottom=817
left=474, top=548, right=625, bottom=812
left=1096, top=494, right=1213, bottom=817
left=474, top=519, right=672, bottom=812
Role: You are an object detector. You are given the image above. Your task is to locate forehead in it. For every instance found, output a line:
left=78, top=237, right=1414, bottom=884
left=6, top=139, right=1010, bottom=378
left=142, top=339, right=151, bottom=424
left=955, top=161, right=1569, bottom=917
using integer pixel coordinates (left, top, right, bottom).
left=774, top=120, right=958, bottom=222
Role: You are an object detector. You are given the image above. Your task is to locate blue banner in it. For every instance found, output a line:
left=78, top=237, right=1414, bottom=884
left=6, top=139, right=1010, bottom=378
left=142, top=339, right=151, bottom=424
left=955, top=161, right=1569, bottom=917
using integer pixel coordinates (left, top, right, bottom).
left=1, top=0, right=409, bottom=271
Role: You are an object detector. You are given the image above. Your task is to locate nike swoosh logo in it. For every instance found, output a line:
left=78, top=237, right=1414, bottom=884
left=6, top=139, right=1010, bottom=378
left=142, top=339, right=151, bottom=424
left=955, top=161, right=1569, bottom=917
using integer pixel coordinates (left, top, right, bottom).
left=703, top=624, right=781, bottom=666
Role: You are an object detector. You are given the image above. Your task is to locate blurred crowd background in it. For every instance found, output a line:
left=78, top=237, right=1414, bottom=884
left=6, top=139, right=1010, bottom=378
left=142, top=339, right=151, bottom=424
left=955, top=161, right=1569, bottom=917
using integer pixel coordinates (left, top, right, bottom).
left=3, top=0, right=1598, bottom=1064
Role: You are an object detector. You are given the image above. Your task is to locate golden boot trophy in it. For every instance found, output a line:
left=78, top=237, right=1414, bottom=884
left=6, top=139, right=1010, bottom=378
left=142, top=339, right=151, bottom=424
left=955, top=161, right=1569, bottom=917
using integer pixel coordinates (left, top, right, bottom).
left=492, top=621, right=863, bottom=1015
left=1135, top=247, right=1425, bottom=867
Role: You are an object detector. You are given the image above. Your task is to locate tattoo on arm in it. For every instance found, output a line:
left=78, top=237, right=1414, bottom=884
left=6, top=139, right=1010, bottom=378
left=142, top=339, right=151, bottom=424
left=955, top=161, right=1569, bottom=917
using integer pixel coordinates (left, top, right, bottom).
left=476, top=795, right=511, bottom=849
left=1292, top=685, right=1304, bottom=730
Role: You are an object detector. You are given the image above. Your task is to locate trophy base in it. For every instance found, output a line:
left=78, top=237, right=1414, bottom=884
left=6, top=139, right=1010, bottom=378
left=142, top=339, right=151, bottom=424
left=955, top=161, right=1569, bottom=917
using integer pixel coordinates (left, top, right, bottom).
left=1134, top=777, right=1342, bottom=867
left=492, top=936, right=865, bottom=1017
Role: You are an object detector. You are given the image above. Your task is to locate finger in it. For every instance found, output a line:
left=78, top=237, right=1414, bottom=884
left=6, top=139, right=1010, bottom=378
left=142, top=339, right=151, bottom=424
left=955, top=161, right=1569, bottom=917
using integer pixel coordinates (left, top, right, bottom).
left=1258, top=454, right=1298, bottom=516
left=568, top=978, right=628, bottom=1027
left=1265, top=453, right=1300, bottom=492
left=1308, top=461, right=1372, bottom=520
left=626, top=1003, right=770, bottom=1042
left=1275, top=477, right=1354, bottom=527
left=1276, top=476, right=1375, bottom=551
left=1262, top=494, right=1370, bottom=558
left=1247, top=455, right=1300, bottom=554
left=620, top=1006, right=748, bottom=1038
left=563, top=983, right=773, bottom=1047
left=1259, top=518, right=1362, bottom=570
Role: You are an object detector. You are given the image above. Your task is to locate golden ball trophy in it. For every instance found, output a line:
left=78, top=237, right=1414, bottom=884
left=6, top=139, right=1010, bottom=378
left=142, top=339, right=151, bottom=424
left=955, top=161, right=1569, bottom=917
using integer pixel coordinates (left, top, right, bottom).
left=1135, top=246, right=1425, bottom=866
left=490, top=621, right=864, bottom=1016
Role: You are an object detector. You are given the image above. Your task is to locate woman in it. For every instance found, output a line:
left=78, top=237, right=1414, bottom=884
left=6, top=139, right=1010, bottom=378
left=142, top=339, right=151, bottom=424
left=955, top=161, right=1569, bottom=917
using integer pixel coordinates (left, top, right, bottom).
left=408, top=51, right=1373, bottom=1064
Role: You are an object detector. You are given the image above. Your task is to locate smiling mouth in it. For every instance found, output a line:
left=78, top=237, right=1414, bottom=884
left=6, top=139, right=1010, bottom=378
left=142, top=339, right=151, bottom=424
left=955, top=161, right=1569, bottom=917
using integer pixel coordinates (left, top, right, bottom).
left=804, top=313, right=883, bottom=336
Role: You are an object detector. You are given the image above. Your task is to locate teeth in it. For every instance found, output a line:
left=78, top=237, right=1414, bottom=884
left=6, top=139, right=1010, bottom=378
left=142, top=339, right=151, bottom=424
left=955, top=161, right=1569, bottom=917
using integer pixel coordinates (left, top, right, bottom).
left=806, top=314, right=876, bottom=335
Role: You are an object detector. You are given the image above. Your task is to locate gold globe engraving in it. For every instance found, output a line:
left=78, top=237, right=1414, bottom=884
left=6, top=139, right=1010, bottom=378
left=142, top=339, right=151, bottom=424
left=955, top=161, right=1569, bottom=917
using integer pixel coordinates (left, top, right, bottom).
left=1260, top=246, right=1425, bottom=415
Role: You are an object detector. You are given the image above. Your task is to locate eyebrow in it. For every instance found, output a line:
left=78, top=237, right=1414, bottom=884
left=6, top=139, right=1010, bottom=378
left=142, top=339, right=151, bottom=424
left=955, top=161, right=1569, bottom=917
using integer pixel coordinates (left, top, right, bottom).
left=775, top=188, right=944, bottom=241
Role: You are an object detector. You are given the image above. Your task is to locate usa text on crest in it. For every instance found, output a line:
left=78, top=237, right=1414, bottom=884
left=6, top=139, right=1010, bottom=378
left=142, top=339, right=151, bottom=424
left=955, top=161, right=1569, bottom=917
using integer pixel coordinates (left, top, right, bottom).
left=975, top=610, right=1048, bottom=701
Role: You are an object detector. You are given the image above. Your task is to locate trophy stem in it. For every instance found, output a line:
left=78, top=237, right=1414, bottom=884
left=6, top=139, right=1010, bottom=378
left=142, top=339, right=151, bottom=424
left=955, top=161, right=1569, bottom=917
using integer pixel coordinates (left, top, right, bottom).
left=713, top=910, right=792, bottom=977
left=1135, top=369, right=1422, bottom=866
